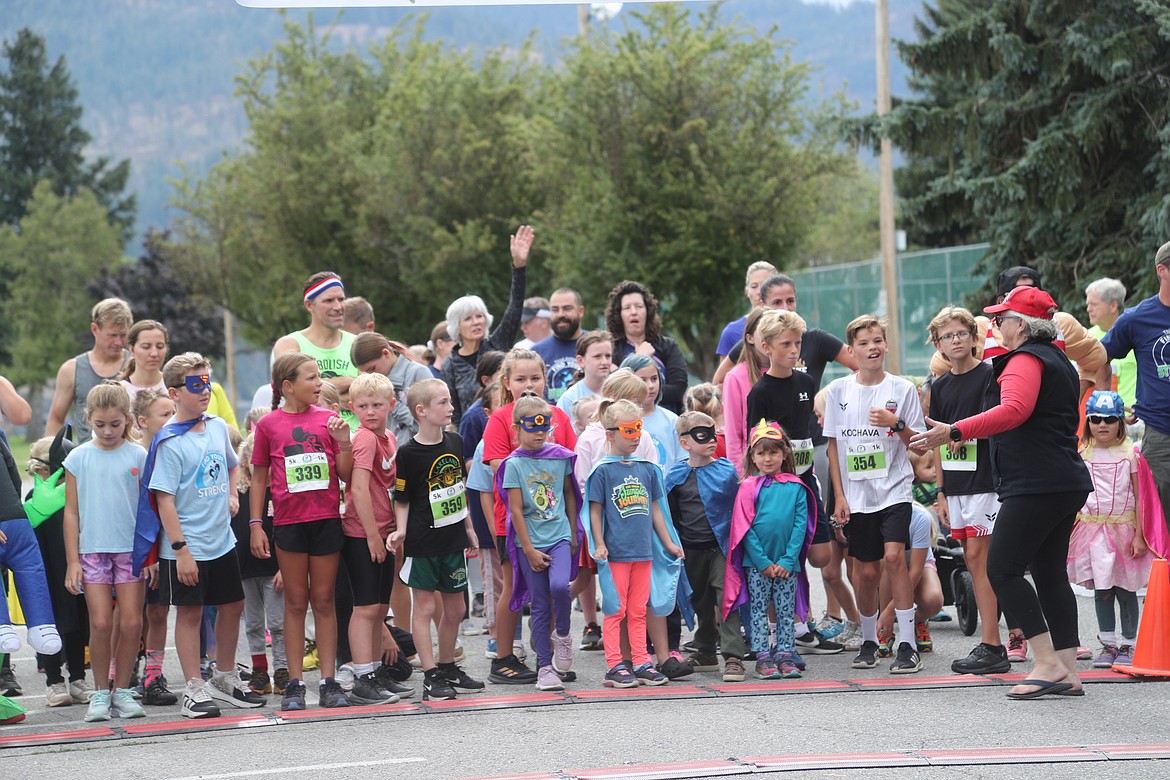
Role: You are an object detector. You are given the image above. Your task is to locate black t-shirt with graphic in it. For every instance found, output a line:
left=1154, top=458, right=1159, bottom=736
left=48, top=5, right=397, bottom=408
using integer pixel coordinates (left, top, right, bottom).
left=395, top=431, right=470, bottom=557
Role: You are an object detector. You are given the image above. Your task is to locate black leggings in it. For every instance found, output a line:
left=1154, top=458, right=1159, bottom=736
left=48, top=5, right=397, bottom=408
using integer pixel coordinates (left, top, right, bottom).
left=987, top=491, right=1086, bottom=651
left=39, top=629, right=89, bottom=685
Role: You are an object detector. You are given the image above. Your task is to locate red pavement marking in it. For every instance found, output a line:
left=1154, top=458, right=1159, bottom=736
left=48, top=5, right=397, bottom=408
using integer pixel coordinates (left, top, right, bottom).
left=745, top=751, right=928, bottom=770
left=276, top=701, right=420, bottom=720
left=0, top=726, right=117, bottom=748
left=569, top=759, right=746, bottom=779
left=706, top=680, right=853, bottom=695
left=918, top=746, right=1101, bottom=764
left=119, top=713, right=274, bottom=735
left=474, top=775, right=561, bottom=780
left=850, top=674, right=995, bottom=689
left=422, top=693, right=567, bottom=711
left=987, top=669, right=1137, bottom=683
left=567, top=685, right=708, bottom=700
left=1091, top=743, right=1170, bottom=759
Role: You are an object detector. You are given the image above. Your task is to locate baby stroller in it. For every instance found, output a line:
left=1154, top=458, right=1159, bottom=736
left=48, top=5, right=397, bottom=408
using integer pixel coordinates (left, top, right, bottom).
left=933, top=534, right=978, bottom=636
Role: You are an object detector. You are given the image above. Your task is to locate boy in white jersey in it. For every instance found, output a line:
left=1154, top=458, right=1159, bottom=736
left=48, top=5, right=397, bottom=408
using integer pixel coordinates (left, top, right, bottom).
left=823, top=315, right=925, bottom=674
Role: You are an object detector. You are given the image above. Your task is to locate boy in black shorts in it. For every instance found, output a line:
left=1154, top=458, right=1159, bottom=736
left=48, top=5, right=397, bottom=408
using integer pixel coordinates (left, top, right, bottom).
left=390, top=379, right=484, bottom=700
left=147, top=353, right=265, bottom=718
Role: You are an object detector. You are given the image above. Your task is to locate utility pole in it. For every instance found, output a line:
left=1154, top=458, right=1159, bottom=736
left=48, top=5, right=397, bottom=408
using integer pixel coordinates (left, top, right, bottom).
left=578, top=4, right=589, bottom=35
left=876, top=0, right=900, bottom=373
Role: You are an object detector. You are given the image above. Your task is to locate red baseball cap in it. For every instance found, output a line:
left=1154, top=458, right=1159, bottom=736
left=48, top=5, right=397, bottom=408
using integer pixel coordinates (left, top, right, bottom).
left=983, top=285, right=1058, bottom=319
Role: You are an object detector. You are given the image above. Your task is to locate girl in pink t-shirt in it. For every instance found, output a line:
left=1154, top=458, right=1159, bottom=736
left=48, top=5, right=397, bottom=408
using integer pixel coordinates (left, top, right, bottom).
left=250, top=353, right=353, bottom=710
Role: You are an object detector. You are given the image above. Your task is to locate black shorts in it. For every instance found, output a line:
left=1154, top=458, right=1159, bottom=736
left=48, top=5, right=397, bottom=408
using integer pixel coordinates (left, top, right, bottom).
left=846, top=503, right=912, bottom=563
left=495, top=534, right=510, bottom=565
left=341, top=535, right=396, bottom=607
left=274, top=518, right=344, bottom=556
left=160, top=550, right=246, bottom=607
left=801, top=470, right=832, bottom=546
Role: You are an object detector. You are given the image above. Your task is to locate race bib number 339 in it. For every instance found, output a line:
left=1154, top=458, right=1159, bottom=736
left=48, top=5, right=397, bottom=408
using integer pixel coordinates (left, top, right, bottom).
left=846, top=441, right=888, bottom=480
left=285, top=452, right=330, bottom=493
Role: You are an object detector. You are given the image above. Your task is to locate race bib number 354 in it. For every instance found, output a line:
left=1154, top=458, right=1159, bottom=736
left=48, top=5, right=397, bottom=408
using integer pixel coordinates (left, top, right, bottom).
left=846, top=442, right=888, bottom=481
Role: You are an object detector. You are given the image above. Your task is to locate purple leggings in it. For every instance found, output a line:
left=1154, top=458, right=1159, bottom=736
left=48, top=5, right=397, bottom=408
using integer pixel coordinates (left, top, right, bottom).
left=517, top=539, right=573, bottom=668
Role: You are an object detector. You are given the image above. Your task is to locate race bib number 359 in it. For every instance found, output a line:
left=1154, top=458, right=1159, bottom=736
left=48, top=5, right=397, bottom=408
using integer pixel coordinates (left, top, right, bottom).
left=430, top=481, right=469, bottom=528
left=846, top=442, right=888, bottom=481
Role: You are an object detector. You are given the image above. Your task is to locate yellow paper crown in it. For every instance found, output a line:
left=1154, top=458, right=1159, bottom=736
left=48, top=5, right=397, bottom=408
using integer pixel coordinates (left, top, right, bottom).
left=749, top=419, right=784, bottom=448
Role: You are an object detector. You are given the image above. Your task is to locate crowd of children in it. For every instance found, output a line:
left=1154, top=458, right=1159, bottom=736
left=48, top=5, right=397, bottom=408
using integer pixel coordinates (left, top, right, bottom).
left=2, top=271, right=1164, bottom=727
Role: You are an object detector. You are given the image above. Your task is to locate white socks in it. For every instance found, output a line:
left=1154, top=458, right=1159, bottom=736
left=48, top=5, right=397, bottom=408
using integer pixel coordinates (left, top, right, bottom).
left=895, top=608, right=916, bottom=649
left=860, top=613, right=878, bottom=644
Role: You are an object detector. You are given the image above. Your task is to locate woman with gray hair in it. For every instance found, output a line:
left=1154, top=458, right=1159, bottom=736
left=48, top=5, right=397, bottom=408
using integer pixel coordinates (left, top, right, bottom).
left=441, top=225, right=533, bottom=425
left=912, top=286, right=1092, bottom=700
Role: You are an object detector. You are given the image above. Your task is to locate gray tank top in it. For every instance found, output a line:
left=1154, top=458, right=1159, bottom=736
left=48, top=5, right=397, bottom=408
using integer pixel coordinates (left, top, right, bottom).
left=71, top=352, right=127, bottom=443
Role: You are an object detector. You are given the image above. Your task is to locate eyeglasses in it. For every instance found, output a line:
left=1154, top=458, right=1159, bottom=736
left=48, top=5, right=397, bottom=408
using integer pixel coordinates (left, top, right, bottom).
left=936, top=332, right=972, bottom=343
left=1087, top=415, right=1120, bottom=425
left=993, top=314, right=1020, bottom=327
left=606, top=420, right=643, bottom=440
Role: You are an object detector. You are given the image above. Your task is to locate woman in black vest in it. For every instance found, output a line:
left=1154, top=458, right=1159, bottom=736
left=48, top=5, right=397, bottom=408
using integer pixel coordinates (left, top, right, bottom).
left=913, top=287, right=1092, bottom=699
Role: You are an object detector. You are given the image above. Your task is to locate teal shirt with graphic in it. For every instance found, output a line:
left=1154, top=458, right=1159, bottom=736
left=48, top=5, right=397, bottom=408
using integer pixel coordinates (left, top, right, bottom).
left=502, top=455, right=573, bottom=549
left=586, top=459, right=663, bottom=562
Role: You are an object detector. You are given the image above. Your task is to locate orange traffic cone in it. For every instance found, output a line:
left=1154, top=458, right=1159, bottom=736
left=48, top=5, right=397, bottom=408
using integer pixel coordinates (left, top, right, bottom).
left=1114, top=558, right=1170, bottom=677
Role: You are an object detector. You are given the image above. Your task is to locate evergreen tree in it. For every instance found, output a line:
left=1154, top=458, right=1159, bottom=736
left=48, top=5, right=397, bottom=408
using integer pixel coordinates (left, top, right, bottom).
left=0, top=28, right=135, bottom=239
left=886, top=0, right=1170, bottom=306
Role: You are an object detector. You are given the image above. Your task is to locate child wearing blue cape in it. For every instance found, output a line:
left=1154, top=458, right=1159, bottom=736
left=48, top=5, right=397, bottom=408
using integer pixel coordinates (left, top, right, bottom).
left=496, top=396, right=583, bottom=692
left=585, top=399, right=686, bottom=689
left=666, top=411, right=746, bottom=683
left=723, top=420, right=817, bottom=680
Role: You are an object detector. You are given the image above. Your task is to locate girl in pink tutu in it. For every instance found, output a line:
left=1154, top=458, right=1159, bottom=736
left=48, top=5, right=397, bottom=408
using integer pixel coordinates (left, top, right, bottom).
left=1067, top=391, right=1153, bottom=670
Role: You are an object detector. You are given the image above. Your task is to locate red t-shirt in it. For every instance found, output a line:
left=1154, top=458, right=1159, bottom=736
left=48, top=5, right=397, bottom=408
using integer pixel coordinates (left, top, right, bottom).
left=482, top=401, right=578, bottom=536
left=341, top=426, right=397, bottom=539
left=251, top=406, right=343, bottom=526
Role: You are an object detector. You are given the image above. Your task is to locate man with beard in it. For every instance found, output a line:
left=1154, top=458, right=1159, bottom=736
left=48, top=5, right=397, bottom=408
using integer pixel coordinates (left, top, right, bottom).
left=533, top=288, right=588, bottom=403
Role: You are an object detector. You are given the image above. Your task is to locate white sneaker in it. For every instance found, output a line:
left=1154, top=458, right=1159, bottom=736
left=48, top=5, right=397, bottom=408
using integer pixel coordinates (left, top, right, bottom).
left=69, top=677, right=95, bottom=704
left=839, top=621, right=863, bottom=651
left=110, top=687, right=146, bottom=719
left=460, top=619, right=479, bottom=637
left=46, top=682, right=73, bottom=707
left=208, top=669, right=265, bottom=709
left=335, top=663, right=356, bottom=692
left=552, top=632, right=574, bottom=673
left=513, top=642, right=528, bottom=662
left=182, top=677, right=221, bottom=719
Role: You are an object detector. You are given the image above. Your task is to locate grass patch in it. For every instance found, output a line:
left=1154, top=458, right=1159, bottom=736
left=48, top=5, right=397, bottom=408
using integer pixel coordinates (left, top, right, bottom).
left=6, top=434, right=31, bottom=472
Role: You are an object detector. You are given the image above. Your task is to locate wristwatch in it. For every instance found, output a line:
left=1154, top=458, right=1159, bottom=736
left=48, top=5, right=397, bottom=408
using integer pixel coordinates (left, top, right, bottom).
left=949, top=424, right=963, bottom=442
left=171, top=540, right=187, bottom=551
left=891, top=418, right=906, bottom=433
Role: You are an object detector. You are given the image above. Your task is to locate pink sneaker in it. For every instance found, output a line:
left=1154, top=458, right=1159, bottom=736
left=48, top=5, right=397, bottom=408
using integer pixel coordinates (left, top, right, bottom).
left=551, top=632, right=574, bottom=673
left=1006, top=634, right=1028, bottom=663
left=1075, top=646, right=1093, bottom=661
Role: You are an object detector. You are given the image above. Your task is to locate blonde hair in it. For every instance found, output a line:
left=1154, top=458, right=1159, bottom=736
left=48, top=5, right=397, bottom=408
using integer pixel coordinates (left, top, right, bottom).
left=499, top=349, right=546, bottom=406
left=132, top=388, right=170, bottom=422
left=600, top=398, right=642, bottom=430
left=757, top=309, right=807, bottom=345
left=28, top=436, right=53, bottom=479
left=685, top=383, right=721, bottom=419
left=744, top=261, right=777, bottom=287
left=845, top=314, right=885, bottom=345
left=237, top=433, right=255, bottom=490
left=512, top=394, right=551, bottom=423
left=317, top=381, right=341, bottom=410
left=571, top=396, right=601, bottom=433
left=163, top=352, right=211, bottom=389
left=676, top=410, right=715, bottom=435
left=740, top=307, right=769, bottom=384
left=85, top=382, right=134, bottom=441
left=600, top=368, right=648, bottom=406
left=405, top=378, right=449, bottom=419
left=350, top=372, right=395, bottom=401
left=91, top=298, right=132, bottom=330
left=245, top=406, right=270, bottom=433
left=270, top=353, right=315, bottom=409
left=813, top=386, right=830, bottom=418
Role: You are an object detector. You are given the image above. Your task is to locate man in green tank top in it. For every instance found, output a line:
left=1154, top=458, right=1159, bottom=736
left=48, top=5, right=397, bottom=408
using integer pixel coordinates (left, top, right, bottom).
left=46, top=298, right=132, bottom=443
left=274, top=272, right=360, bottom=429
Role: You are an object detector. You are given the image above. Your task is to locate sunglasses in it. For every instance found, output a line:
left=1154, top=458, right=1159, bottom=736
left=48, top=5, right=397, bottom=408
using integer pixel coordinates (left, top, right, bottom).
left=176, top=373, right=212, bottom=394
left=606, top=420, right=643, bottom=440
left=517, top=413, right=552, bottom=433
left=683, top=425, right=717, bottom=444
left=993, top=314, right=1020, bottom=327
left=1087, top=415, right=1120, bottom=425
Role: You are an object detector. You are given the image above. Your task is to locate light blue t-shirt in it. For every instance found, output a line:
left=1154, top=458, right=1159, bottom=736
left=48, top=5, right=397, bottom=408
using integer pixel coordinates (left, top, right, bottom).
left=149, top=417, right=240, bottom=561
left=502, top=455, right=573, bottom=549
left=587, top=459, right=663, bottom=562
left=466, top=440, right=494, bottom=493
left=556, top=379, right=600, bottom=416
left=642, top=406, right=684, bottom=472
left=63, top=440, right=147, bottom=554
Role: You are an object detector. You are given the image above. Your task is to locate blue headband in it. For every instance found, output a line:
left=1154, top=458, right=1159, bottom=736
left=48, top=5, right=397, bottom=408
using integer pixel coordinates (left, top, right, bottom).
left=304, top=276, right=344, bottom=302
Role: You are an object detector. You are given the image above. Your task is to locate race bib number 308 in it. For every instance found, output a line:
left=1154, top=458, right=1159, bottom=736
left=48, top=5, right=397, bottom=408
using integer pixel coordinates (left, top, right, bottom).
left=846, top=441, right=888, bottom=481
left=791, top=438, right=814, bottom=475
left=941, top=440, right=977, bottom=472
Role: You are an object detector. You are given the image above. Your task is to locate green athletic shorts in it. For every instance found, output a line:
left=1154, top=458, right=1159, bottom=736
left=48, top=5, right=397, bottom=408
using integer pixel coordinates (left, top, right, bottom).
left=399, top=551, right=468, bottom=593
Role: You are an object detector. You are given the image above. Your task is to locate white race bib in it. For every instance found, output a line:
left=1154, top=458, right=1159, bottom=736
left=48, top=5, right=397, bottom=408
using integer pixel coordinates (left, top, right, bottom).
left=846, top=441, right=888, bottom=481
left=791, top=438, right=814, bottom=475
left=285, top=452, right=330, bottom=493
left=429, top=481, right=469, bottom=528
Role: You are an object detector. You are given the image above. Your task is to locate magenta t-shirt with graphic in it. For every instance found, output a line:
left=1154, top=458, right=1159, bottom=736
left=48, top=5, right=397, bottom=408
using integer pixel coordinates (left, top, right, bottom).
left=251, top=406, right=343, bottom=526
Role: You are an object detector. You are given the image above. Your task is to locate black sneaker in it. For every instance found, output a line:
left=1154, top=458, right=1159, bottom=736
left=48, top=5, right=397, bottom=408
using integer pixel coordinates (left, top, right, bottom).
left=951, top=643, right=1011, bottom=675
left=209, top=669, right=266, bottom=708
left=890, top=642, right=924, bottom=674
left=273, top=668, right=290, bottom=695
left=0, top=664, right=22, bottom=697
left=489, top=655, right=538, bottom=685
left=143, top=675, right=178, bottom=706
left=656, top=655, right=693, bottom=680
left=181, top=677, right=221, bottom=719
left=318, top=677, right=350, bottom=708
left=439, top=663, right=485, bottom=692
left=280, top=679, right=306, bottom=711
left=349, top=672, right=397, bottom=705
left=580, top=622, right=603, bottom=650
left=373, top=664, right=415, bottom=698
left=422, top=668, right=457, bottom=701
left=851, top=641, right=879, bottom=669
left=795, top=629, right=845, bottom=655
